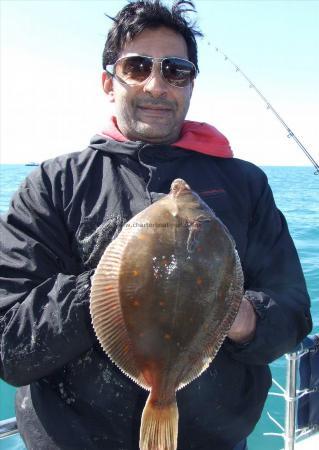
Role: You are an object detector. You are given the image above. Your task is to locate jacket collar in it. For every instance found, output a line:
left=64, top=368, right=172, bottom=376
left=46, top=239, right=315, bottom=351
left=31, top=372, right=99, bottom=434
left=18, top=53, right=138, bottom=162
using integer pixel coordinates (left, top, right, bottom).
left=98, top=116, right=233, bottom=158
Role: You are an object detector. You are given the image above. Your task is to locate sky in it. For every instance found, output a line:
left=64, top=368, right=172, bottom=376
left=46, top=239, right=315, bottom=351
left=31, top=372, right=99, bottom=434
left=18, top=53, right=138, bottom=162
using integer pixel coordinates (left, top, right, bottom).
left=1, top=0, right=318, bottom=166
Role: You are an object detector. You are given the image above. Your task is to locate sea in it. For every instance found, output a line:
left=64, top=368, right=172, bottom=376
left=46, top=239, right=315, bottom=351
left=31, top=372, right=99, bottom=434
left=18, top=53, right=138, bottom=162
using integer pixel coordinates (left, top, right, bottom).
left=0, top=164, right=318, bottom=450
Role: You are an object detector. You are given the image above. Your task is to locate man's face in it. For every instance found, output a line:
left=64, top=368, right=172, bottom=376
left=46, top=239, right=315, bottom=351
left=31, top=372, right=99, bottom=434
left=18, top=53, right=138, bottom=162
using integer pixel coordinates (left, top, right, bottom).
left=102, top=27, right=194, bottom=144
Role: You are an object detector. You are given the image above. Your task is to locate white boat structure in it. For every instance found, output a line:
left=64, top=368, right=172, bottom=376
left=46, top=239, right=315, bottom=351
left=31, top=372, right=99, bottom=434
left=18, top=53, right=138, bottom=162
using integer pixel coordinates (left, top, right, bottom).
left=264, top=335, right=319, bottom=450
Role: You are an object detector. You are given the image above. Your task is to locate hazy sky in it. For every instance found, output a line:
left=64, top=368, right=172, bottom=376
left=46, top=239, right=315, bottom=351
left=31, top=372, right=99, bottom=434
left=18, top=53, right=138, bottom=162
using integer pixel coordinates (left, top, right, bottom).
left=1, top=0, right=318, bottom=166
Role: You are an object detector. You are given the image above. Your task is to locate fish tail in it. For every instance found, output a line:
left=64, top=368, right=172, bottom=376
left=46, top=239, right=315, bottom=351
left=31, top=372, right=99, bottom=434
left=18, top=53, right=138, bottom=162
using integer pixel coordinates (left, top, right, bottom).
left=139, top=392, right=178, bottom=450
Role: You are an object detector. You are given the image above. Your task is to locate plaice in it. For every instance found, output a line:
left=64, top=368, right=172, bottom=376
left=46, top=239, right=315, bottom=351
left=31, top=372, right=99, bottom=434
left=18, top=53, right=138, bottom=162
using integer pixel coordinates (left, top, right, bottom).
left=90, top=178, right=243, bottom=450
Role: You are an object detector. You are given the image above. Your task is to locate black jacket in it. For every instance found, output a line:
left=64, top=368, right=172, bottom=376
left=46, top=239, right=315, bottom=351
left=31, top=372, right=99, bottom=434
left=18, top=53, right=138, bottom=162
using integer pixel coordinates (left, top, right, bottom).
left=0, top=136, right=312, bottom=450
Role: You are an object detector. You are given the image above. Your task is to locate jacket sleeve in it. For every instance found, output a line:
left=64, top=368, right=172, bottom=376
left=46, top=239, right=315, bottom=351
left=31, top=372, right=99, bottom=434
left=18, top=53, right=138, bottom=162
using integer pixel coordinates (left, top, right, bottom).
left=0, top=165, right=96, bottom=387
left=224, top=168, right=312, bottom=365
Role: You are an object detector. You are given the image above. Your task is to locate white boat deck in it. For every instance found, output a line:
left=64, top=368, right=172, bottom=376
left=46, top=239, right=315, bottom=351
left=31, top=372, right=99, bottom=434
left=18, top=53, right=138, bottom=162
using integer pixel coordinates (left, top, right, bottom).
left=294, top=433, right=319, bottom=449
left=280, top=432, right=319, bottom=450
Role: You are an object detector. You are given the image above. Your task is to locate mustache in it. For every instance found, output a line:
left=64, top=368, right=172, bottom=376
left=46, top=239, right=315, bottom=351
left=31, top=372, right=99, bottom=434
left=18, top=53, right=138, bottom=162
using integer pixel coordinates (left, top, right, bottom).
left=135, top=98, right=177, bottom=110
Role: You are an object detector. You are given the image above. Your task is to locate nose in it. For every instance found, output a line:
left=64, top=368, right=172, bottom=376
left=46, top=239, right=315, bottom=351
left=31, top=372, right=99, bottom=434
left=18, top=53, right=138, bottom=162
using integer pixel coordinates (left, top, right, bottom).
left=142, top=62, right=168, bottom=97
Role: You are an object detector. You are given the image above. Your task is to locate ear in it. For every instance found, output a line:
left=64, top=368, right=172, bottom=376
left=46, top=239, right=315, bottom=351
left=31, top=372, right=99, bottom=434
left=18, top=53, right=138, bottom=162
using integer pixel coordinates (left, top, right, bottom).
left=102, top=71, right=115, bottom=102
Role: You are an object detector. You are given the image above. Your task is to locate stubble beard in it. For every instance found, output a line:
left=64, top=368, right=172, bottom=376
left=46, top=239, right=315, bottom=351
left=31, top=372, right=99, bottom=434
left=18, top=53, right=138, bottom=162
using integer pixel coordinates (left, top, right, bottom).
left=125, top=100, right=185, bottom=144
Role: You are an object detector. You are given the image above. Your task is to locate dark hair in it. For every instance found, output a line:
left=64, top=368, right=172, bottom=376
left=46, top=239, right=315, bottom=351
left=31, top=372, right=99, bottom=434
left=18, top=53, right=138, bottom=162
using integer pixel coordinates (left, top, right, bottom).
left=102, top=0, right=203, bottom=73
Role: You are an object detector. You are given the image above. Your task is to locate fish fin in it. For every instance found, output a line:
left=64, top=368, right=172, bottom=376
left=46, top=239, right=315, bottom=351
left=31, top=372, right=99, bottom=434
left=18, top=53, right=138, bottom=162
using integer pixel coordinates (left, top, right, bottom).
left=90, top=233, right=149, bottom=389
left=140, top=392, right=178, bottom=450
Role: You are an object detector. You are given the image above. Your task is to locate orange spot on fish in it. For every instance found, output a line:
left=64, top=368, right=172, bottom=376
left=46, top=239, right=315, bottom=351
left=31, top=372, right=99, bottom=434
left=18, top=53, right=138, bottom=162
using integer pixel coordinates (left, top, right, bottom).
left=132, top=270, right=139, bottom=277
left=196, top=277, right=203, bottom=285
left=132, top=300, right=140, bottom=307
left=159, top=301, right=165, bottom=307
left=164, top=333, right=171, bottom=340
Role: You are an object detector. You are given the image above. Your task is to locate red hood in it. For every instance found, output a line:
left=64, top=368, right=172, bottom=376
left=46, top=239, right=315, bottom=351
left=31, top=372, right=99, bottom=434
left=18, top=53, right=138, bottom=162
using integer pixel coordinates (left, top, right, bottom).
left=99, top=116, right=233, bottom=158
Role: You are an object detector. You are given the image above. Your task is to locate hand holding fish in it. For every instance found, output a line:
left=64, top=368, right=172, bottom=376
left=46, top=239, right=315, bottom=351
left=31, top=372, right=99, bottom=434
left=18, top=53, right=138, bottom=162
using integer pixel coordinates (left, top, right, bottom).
left=227, top=297, right=257, bottom=343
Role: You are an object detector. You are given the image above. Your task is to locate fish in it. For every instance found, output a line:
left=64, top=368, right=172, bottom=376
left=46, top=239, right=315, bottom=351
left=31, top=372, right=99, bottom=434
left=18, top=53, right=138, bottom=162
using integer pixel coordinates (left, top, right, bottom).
left=90, top=178, right=243, bottom=450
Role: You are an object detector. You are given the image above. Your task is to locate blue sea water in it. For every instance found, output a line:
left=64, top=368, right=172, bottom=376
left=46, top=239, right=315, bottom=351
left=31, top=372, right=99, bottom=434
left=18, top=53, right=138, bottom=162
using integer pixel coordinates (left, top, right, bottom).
left=0, top=164, right=318, bottom=450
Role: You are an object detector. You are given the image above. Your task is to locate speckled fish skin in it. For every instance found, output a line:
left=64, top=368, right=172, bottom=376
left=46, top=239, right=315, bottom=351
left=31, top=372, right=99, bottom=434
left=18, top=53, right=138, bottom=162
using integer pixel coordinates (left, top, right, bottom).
left=90, top=179, right=243, bottom=450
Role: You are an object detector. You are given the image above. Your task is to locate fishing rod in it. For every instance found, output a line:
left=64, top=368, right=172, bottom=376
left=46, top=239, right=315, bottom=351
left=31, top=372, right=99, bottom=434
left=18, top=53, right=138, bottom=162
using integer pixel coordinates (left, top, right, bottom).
left=207, top=42, right=319, bottom=175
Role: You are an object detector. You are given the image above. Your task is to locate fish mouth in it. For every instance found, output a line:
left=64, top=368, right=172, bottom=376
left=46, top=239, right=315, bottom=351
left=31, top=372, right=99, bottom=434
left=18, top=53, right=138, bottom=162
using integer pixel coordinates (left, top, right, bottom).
left=170, top=179, right=191, bottom=197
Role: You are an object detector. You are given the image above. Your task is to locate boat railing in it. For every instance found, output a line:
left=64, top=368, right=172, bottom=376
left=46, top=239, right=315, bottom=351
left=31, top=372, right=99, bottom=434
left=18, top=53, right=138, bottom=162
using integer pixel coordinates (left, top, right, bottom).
left=0, top=416, right=18, bottom=439
left=265, top=334, right=319, bottom=450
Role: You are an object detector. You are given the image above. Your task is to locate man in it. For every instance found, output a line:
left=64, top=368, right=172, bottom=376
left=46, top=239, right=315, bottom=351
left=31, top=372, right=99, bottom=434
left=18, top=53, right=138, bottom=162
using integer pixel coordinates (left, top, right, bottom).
left=0, top=1, right=312, bottom=449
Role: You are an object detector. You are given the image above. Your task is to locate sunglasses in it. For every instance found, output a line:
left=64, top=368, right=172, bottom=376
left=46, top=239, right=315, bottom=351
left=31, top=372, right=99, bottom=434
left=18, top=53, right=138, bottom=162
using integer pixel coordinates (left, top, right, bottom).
left=106, top=55, right=197, bottom=88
